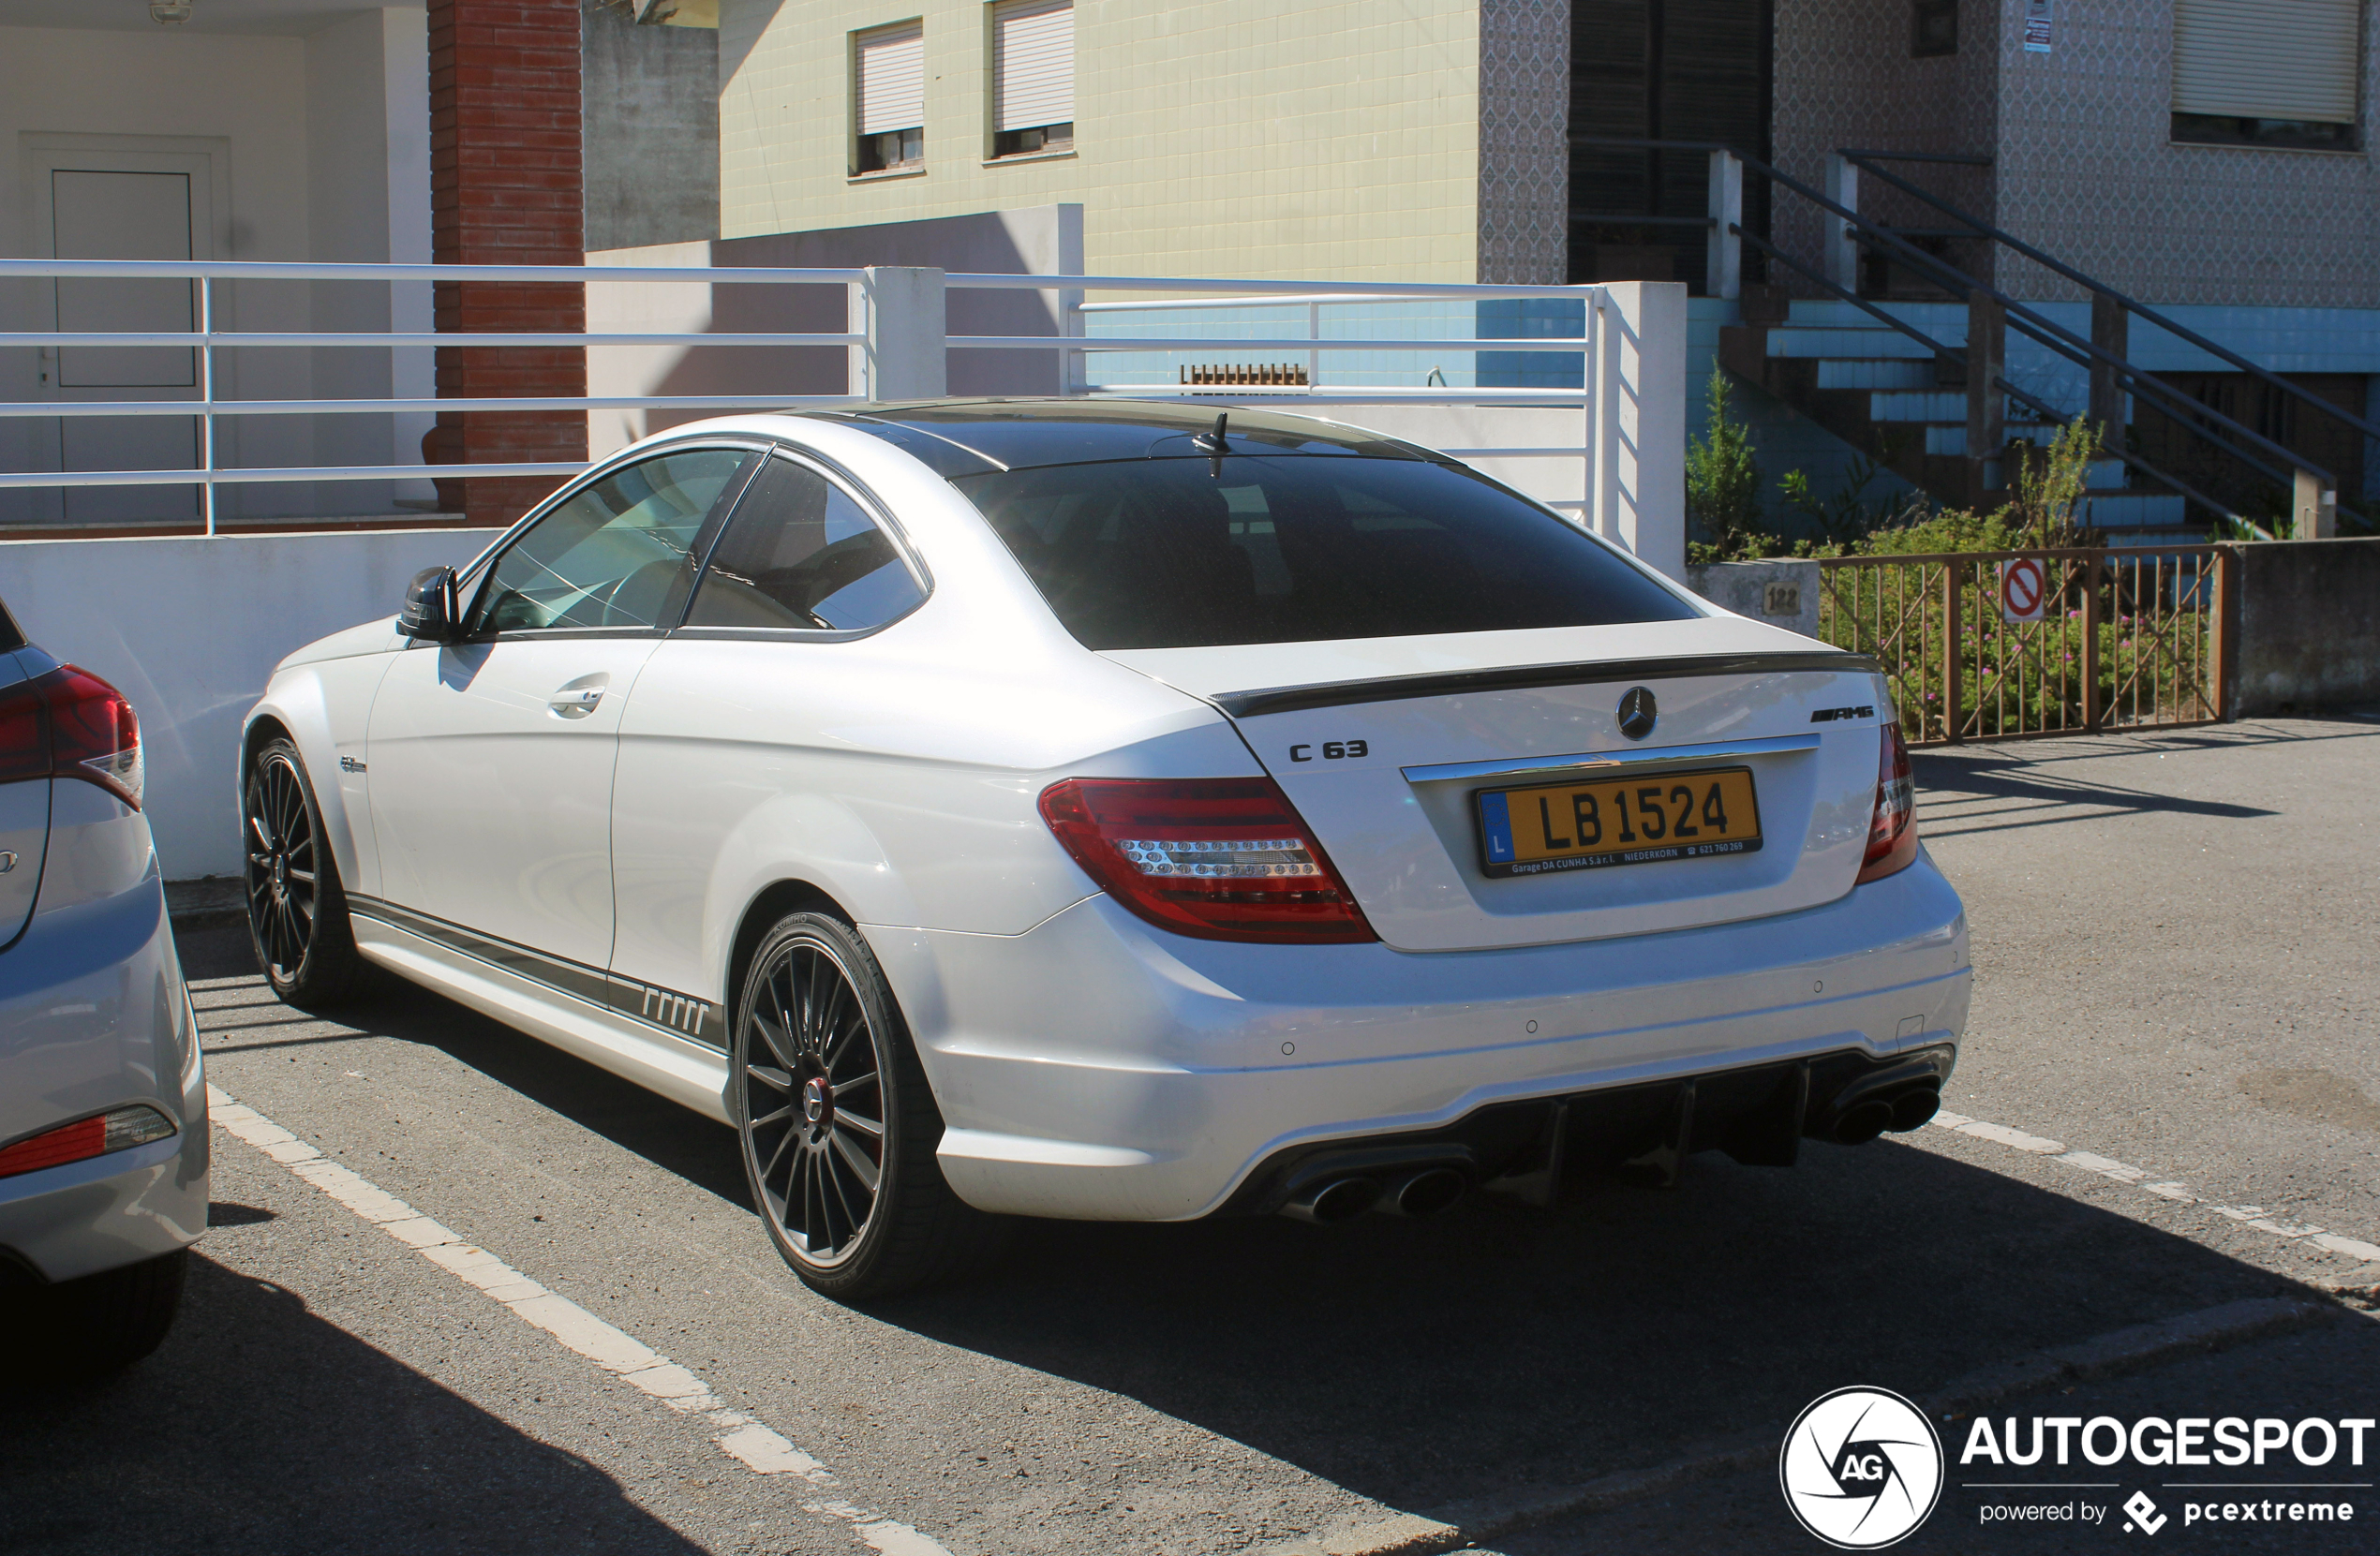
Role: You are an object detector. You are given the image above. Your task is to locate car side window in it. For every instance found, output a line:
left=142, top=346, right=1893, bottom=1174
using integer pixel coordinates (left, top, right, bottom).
left=465, top=448, right=751, bottom=635
left=683, top=455, right=925, bottom=632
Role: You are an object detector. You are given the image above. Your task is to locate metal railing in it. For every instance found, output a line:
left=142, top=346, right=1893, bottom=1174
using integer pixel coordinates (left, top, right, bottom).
left=1573, top=136, right=2348, bottom=537
left=1, top=259, right=1642, bottom=542
left=1817, top=546, right=2230, bottom=744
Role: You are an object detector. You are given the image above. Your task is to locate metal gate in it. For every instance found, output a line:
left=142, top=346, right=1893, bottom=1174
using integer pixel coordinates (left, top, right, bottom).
left=1817, top=547, right=2230, bottom=744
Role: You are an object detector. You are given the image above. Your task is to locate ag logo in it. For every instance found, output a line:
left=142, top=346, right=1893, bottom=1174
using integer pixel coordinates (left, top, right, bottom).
left=1779, top=1386, right=1943, bottom=1549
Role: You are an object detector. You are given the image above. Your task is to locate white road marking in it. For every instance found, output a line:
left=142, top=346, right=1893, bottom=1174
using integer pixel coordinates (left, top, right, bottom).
left=204, top=1083, right=950, bottom=1556
left=1931, top=1109, right=2380, bottom=1266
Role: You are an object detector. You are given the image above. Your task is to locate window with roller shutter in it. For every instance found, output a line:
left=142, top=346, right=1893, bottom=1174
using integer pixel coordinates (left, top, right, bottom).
left=2171, top=0, right=2363, bottom=151
left=854, top=21, right=926, bottom=173
left=989, top=0, right=1074, bottom=158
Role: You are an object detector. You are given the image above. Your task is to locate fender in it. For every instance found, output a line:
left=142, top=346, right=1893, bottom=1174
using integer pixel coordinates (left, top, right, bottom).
left=243, top=623, right=402, bottom=903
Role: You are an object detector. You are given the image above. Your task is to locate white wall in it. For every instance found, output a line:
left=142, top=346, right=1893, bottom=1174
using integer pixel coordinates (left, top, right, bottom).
left=0, top=527, right=501, bottom=879
left=0, top=8, right=436, bottom=527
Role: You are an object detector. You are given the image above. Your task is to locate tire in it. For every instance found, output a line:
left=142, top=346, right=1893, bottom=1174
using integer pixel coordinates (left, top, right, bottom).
left=732, top=911, right=999, bottom=1300
left=1, top=1250, right=188, bottom=1379
left=243, top=737, right=365, bottom=1009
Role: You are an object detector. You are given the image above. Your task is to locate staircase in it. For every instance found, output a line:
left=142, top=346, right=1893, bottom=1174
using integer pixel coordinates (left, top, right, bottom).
left=1719, top=300, right=2189, bottom=536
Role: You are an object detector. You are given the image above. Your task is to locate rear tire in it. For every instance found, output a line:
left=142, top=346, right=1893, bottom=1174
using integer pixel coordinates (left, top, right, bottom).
left=244, top=736, right=365, bottom=1010
left=1, top=1250, right=188, bottom=1379
left=732, top=911, right=1000, bottom=1301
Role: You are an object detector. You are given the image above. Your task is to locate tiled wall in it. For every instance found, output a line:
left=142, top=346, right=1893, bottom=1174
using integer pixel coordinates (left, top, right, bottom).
left=1990, top=0, right=2380, bottom=308
left=1477, top=0, right=1569, bottom=284
left=1769, top=0, right=2000, bottom=290
left=718, top=0, right=1486, bottom=282
left=1769, top=1, right=2380, bottom=311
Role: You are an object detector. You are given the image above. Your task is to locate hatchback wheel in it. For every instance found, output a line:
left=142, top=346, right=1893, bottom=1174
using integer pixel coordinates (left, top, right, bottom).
left=244, top=737, right=364, bottom=1008
left=1, top=1249, right=188, bottom=1377
left=733, top=912, right=995, bottom=1299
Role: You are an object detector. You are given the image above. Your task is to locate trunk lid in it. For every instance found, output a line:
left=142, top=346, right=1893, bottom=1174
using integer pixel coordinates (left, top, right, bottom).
left=1104, top=618, right=1890, bottom=952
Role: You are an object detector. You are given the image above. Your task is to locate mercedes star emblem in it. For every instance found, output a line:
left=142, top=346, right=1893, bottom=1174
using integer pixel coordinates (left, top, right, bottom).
left=1616, top=687, right=1659, bottom=740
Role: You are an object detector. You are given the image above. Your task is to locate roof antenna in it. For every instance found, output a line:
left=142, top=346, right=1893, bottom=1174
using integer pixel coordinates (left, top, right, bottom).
left=1193, top=411, right=1228, bottom=478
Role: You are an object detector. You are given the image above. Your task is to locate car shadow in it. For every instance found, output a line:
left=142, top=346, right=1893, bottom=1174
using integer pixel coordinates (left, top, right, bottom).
left=169, top=926, right=2342, bottom=1528
left=0, top=1254, right=704, bottom=1556
left=176, top=922, right=748, bottom=1208
left=860, top=1143, right=2326, bottom=1519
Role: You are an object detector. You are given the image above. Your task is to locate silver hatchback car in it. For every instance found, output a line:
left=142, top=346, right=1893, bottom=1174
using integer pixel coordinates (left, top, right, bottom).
left=0, top=592, right=206, bottom=1371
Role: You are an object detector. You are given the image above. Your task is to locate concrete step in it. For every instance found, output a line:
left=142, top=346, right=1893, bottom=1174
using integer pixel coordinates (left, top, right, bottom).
left=1767, top=327, right=1944, bottom=360
left=1785, top=299, right=1968, bottom=331
left=1815, top=359, right=1938, bottom=390
left=1871, top=391, right=1966, bottom=422
left=2077, top=492, right=2189, bottom=526
left=1924, top=423, right=2070, bottom=456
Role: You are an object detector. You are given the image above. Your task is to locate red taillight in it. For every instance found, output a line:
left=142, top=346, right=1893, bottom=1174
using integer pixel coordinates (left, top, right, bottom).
left=0, top=1105, right=175, bottom=1180
left=0, top=665, right=141, bottom=808
left=1038, top=777, right=1377, bottom=943
left=1855, top=719, right=1917, bottom=884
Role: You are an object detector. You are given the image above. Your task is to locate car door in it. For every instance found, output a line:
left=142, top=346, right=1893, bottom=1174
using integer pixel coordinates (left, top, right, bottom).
left=364, top=444, right=756, bottom=979
left=609, top=449, right=930, bottom=1030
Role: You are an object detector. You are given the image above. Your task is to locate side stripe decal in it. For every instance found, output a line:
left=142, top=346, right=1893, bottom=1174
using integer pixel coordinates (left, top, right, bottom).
left=348, top=896, right=724, bottom=1052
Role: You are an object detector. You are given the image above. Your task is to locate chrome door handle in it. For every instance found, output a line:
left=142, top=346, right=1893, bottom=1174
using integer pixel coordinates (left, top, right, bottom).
left=548, top=686, right=605, bottom=719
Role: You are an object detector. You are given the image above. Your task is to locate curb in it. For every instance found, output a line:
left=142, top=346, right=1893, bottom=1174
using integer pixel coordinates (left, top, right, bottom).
left=1258, top=1297, right=2338, bottom=1556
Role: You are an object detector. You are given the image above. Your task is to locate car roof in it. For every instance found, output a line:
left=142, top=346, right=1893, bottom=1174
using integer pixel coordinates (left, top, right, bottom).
left=799, top=398, right=1439, bottom=478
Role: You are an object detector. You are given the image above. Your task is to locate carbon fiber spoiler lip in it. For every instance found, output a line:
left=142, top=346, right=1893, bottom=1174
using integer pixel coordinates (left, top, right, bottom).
left=1210, top=651, right=1885, bottom=719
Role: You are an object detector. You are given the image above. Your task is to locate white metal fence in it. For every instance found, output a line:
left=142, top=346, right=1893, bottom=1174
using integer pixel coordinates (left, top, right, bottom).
left=0, top=259, right=1684, bottom=571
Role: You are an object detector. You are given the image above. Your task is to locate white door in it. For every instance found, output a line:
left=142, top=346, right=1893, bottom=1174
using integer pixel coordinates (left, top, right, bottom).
left=363, top=447, right=754, bottom=981
left=28, top=147, right=220, bottom=527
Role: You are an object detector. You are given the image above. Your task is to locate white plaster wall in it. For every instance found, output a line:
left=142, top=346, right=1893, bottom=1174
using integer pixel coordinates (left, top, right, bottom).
left=0, top=10, right=434, bottom=527
left=305, top=7, right=438, bottom=514
left=0, top=527, right=501, bottom=879
left=0, top=25, right=319, bottom=523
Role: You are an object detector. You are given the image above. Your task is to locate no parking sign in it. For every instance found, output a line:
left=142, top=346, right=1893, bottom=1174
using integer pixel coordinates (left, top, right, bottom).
left=1999, top=557, right=2046, bottom=623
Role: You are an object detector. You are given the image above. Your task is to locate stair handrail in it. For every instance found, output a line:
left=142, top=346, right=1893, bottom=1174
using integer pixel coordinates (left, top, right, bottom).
left=1839, top=148, right=2380, bottom=449
left=1730, top=226, right=2250, bottom=525
left=1573, top=134, right=2333, bottom=493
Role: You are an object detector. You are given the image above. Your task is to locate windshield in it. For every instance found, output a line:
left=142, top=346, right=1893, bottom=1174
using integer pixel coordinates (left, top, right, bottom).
left=953, top=454, right=1698, bottom=650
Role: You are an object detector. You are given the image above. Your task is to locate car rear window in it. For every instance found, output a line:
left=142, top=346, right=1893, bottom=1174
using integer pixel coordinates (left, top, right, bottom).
left=952, top=455, right=1697, bottom=650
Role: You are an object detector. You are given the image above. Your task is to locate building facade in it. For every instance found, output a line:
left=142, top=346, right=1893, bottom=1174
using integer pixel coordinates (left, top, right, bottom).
left=718, top=0, right=1572, bottom=283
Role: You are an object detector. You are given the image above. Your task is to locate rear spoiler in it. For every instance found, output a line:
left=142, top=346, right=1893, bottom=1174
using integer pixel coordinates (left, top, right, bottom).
left=1212, top=651, right=1885, bottom=719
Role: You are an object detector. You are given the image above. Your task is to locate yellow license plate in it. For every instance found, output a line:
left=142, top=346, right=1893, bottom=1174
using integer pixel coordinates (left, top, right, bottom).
left=1476, top=766, right=1763, bottom=878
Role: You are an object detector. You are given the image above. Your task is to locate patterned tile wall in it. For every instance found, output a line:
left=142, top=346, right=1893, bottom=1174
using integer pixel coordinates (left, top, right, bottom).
left=1767, top=2, right=2380, bottom=309
left=1769, top=0, right=2001, bottom=293
left=1990, top=0, right=2380, bottom=308
left=1477, top=0, right=1570, bottom=283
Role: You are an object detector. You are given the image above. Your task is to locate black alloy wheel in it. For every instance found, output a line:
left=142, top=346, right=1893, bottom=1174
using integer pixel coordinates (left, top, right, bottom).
left=243, top=737, right=363, bottom=1007
left=733, top=912, right=998, bottom=1299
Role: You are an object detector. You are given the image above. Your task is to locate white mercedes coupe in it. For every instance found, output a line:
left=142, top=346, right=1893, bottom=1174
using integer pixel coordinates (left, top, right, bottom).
left=242, top=401, right=1969, bottom=1298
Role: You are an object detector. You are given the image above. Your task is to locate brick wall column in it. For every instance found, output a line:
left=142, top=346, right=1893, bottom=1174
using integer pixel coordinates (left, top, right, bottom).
left=426, top=0, right=586, bottom=526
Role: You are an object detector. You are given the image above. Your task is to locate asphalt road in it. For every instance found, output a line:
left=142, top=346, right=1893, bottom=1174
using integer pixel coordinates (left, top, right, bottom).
left=6, top=715, right=2377, bottom=1556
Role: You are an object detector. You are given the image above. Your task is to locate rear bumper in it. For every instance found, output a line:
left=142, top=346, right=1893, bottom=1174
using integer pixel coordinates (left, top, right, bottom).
left=868, top=849, right=1971, bottom=1222
left=0, top=859, right=208, bottom=1283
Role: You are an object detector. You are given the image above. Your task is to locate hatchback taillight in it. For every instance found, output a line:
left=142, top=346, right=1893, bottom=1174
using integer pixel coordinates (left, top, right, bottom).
left=0, top=664, right=141, bottom=809
left=0, top=1104, right=176, bottom=1179
left=1038, top=777, right=1376, bottom=943
left=1855, top=720, right=1916, bottom=884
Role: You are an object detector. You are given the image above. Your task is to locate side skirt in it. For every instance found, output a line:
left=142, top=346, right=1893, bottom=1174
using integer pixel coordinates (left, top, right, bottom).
left=350, top=912, right=733, bottom=1124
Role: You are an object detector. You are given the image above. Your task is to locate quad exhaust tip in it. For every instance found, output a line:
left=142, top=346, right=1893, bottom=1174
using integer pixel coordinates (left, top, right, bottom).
left=1281, top=1176, right=1381, bottom=1224
left=1278, top=1163, right=1470, bottom=1223
left=1381, top=1166, right=1467, bottom=1218
left=1826, top=1083, right=1943, bottom=1146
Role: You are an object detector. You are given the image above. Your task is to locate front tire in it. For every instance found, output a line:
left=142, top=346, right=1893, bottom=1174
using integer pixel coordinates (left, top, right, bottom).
left=732, top=912, right=995, bottom=1300
left=244, top=737, right=364, bottom=1009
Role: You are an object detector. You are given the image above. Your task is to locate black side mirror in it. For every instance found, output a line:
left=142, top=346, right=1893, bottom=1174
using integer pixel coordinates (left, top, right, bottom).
left=398, top=566, right=458, bottom=642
